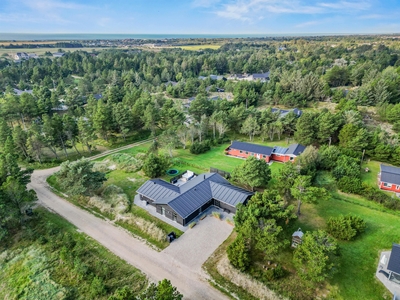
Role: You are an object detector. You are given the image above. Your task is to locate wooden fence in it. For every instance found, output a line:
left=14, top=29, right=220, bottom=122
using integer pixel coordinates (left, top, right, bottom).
left=210, top=167, right=231, bottom=179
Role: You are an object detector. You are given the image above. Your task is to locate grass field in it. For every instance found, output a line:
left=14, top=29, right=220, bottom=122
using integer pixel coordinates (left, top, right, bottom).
left=0, top=209, right=147, bottom=299
left=180, top=44, right=221, bottom=50
left=0, top=47, right=116, bottom=56
left=297, top=193, right=395, bottom=299
left=361, top=160, right=381, bottom=186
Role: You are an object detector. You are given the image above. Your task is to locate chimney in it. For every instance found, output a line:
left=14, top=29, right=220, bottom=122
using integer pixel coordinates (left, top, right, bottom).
left=204, top=175, right=206, bottom=179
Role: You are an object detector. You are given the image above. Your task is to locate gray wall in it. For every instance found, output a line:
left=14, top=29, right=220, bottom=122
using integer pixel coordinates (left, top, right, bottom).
left=156, top=204, right=184, bottom=225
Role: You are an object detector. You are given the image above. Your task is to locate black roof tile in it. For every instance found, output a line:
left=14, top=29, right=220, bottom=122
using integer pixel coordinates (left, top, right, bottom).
left=388, top=244, right=400, bottom=275
left=381, top=164, right=400, bottom=185
left=229, top=141, right=273, bottom=156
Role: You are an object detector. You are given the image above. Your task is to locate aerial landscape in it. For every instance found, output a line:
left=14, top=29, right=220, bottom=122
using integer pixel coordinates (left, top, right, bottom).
left=2, top=0, right=400, bottom=299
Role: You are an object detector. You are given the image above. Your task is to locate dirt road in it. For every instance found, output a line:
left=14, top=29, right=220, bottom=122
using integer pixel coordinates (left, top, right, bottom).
left=28, top=147, right=228, bottom=300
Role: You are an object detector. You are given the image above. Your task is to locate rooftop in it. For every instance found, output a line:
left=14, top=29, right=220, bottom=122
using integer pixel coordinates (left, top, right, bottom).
left=381, top=164, right=400, bottom=185
left=137, top=173, right=253, bottom=218
left=229, top=141, right=273, bottom=156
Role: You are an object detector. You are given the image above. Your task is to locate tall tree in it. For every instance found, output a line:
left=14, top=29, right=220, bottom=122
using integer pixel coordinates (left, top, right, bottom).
left=293, top=230, right=339, bottom=283
left=290, top=175, right=328, bottom=215
left=240, top=115, right=260, bottom=141
left=294, top=112, right=318, bottom=145
left=232, top=156, right=271, bottom=191
left=93, top=100, right=113, bottom=141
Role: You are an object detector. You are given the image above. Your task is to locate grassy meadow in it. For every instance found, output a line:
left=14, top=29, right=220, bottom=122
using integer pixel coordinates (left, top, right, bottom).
left=0, top=209, right=147, bottom=300
left=180, top=44, right=221, bottom=50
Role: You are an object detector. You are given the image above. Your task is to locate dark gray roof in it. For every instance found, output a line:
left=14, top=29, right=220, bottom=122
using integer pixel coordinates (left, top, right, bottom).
left=136, top=179, right=180, bottom=201
left=93, top=93, right=103, bottom=100
left=137, top=173, right=253, bottom=218
left=286, top=144, right=306, bottom=156
left=271, top=108, right=302, bottom=118
left=388, top=244, right=400, bottom=275
left=229, top=141, right=273, bottom=156
left=381, top=164, right=400, bottom=185
left=210, top=182, right=253, bottom=206
left=252, top=72, right=270, bottom=79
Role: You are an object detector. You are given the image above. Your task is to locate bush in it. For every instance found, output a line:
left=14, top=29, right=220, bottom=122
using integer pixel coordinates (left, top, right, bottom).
left=212, top=211, right=221, bottom=220
left=358, top=183, right=400, bottom=210
left=189, top=222, right=196, bottom=229
left=327, top=215, right=366, bottom=240
left=337, top=176, right=363, bottom=193
left=227, top=235, right=250, bottom=272
left=90, top=276, right=106, bottom=297
left=189, top=141, right=211, bottom=154
left=142, top=153, right=170, bottom=178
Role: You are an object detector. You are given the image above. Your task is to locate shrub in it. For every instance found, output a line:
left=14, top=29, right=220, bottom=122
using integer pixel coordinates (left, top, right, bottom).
left=337, top=176, right=363, bottom=194
left=227, top=235, right=250, bottom=272
left=189, top=141, right=211, bottom=154
left=212, top=211, right=221, bottom=220
left=89, top=276, right=106, bottom=297
left=327, top=215, right=366, bottom=240
left=142, top=153, right=170, bottom=178
left=189, top=222, right=196, bottom=229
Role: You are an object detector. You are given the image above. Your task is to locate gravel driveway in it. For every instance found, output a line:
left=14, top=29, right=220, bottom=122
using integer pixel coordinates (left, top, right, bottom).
left=162, top=211, right=233, bottom=269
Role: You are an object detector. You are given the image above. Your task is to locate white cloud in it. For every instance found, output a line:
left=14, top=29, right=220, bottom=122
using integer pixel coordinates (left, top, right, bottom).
left=318, top=1, right=371, bottom=10
left=192, top=0, right=221, bottom=8
left=214, top=0, right=373, bottom=21
left=295, top=20, right=321, bottom=28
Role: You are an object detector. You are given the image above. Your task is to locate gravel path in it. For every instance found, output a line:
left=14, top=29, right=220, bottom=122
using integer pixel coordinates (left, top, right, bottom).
left=27, top=143, right=229, bottom=300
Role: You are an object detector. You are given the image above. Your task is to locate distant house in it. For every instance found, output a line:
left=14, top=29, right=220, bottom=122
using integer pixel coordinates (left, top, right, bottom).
left=199, top=75, right=226, bottom=81
left=271, top=107, right=302, bottom=118
left=249, top=72, right=270, bottom=82
left=13, top=88, right=33, bottom=96
left=136, top=172, right=253, bottom=226
left=205, top=86, right=225, bottom=92
left=227, top=72, right=270, bottom=82
left=52, top=52, right=65, bottom=57
left=14, top=52, right=29, bottom=60
left=165, top=81, right=178, bottom=87
left=379, top=164, right=400, bottom=192
left=28, top=53, right=39, bottom=59
left=225, top=141, right=305, bottom=163
left=93, top=93, right=103, bottom=100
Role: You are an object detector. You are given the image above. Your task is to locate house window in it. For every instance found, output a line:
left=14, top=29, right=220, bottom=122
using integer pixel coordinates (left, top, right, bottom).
left=262, top=155, right=266, bottom=158
left=239, top=150, right=243, bottom=153
left=290, top=157, right=294, bottom=161
left=245, top=151, right=248, bottom=154
left=384, top=183, right=392, bottom=187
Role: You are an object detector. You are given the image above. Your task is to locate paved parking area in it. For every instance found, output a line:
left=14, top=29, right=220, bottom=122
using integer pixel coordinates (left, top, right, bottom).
left=162, top=208, right=234, bottom=270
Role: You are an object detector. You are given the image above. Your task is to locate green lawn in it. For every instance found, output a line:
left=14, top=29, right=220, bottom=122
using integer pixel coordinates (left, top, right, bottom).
left=179, top=44, right=221, bottom=50
left=361, top=160, right=381, bottom=186
left=297, top=193, right=396, bottom=300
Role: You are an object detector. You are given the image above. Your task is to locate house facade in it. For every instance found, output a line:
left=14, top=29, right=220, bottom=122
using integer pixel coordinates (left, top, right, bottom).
left=225, top=141, right=305, bottom=163
left=136, top=172, right=253, bottom=226
left=379, top=164, right=400, bottom=192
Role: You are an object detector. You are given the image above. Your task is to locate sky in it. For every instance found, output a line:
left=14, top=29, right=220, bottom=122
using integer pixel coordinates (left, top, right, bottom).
left=0, top=0, right=400, bottom=34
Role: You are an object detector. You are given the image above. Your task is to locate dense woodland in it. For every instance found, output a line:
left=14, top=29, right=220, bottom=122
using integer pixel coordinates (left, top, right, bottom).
left=2, top=36, right=400, bottom=299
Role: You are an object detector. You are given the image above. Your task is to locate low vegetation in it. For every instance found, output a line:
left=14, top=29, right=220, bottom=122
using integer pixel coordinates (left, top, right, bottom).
left=0, top=209, right=147, bottom=299
left=48, top=158, right=183, bottom=250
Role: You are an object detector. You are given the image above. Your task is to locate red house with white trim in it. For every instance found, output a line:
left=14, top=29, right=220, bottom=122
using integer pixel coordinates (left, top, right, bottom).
left=225, top=141, right=305, bottom=163
left=379, top=164, right=400, bottom=192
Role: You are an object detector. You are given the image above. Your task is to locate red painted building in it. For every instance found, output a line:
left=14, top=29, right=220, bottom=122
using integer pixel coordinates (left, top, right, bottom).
left=225, top=141, right=305, bottom=163
left=379, top=164, right=400, bottom=192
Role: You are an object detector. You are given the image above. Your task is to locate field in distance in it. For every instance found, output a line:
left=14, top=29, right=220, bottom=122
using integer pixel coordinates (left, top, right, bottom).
left=180, top=44, right=221, bottom=50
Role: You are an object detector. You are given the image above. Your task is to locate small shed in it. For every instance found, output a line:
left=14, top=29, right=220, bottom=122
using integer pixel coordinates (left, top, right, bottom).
left=292, top=228, right=304, bottom=248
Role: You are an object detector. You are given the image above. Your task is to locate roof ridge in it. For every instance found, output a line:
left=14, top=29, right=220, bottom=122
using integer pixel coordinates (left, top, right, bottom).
left=166, top=173, right=219, bottom=206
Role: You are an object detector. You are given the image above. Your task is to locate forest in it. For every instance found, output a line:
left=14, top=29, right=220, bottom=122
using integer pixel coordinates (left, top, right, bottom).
left=2, top=35, right=400, bottom=299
